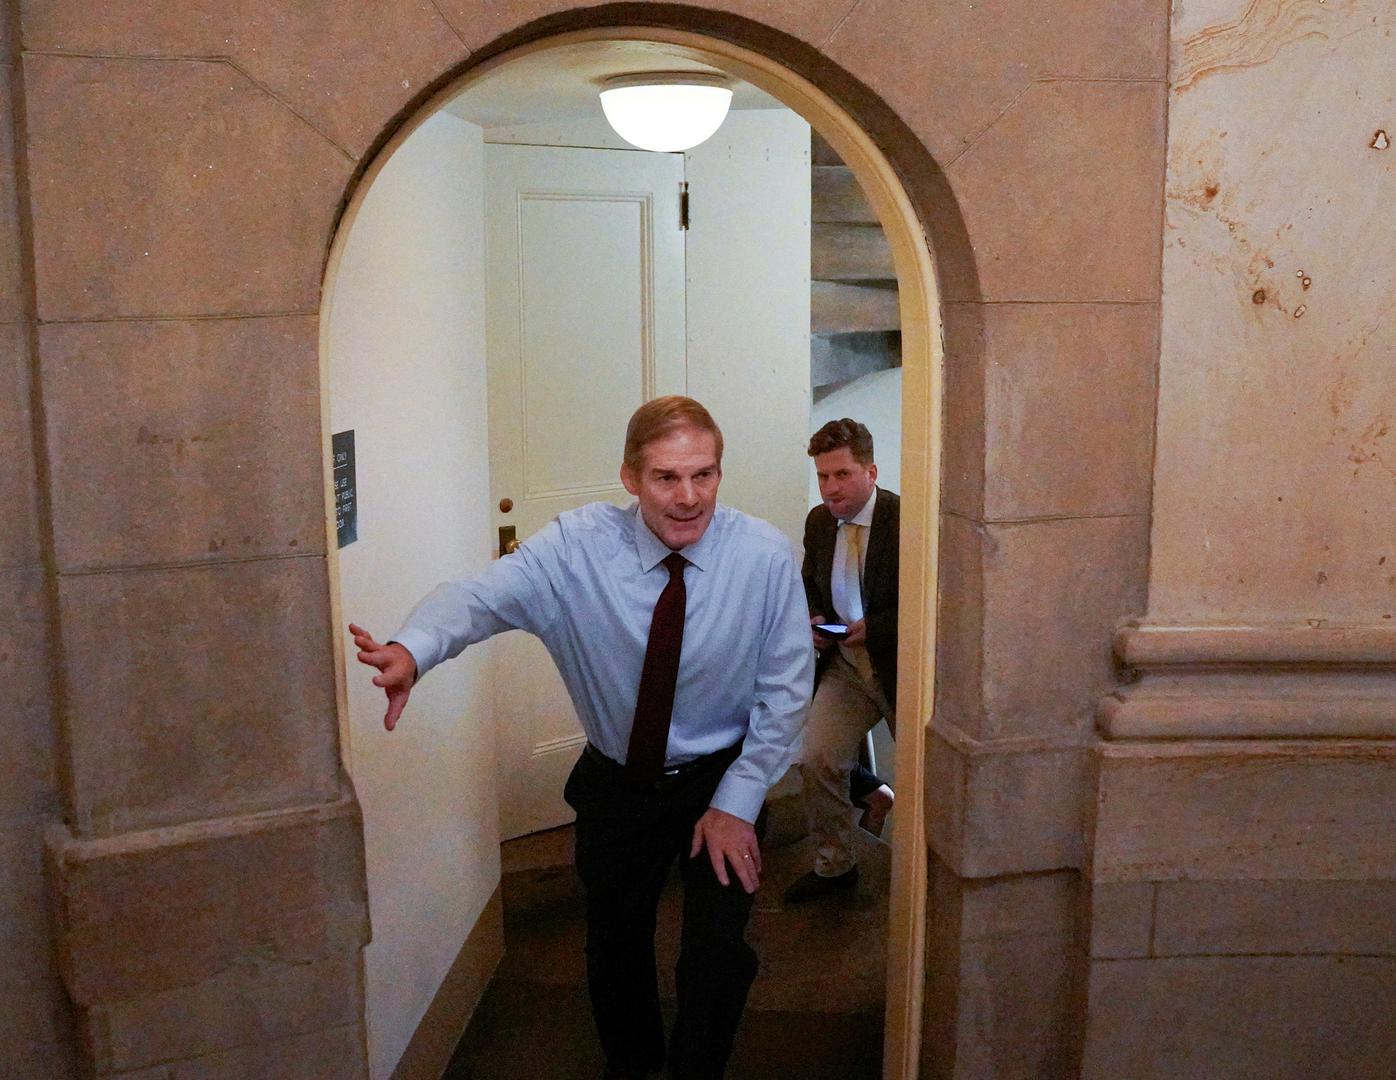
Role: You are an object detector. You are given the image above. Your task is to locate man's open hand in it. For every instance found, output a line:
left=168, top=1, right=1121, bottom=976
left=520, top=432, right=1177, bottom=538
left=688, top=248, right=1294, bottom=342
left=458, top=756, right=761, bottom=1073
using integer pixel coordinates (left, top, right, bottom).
left=349, top=623, right=416, bottom=731
left=690, top=807, right=762, bottom=893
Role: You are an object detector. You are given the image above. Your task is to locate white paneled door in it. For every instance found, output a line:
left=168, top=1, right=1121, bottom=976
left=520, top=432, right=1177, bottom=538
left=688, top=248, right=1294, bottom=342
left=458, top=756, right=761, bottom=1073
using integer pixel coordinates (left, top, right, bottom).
left=485, top=143, right=687, bottom=839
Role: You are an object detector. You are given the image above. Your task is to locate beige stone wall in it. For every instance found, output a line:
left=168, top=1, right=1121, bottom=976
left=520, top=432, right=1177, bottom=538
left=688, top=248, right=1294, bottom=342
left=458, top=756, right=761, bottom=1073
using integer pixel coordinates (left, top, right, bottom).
left=1085, top=3, right=1396, bottom=1075
left=890, top=3, right=1167, bottom=1075
left=1150, top=0, right=1395, bottom=625
left=0, top=3, right=78, bottom=1075
left=15, top=2, right=388, bottom=1074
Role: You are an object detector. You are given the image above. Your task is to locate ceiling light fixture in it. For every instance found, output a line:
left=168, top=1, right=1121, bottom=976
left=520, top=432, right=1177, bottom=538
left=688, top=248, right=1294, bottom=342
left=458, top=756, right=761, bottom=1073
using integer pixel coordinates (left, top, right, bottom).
left=599, top=73, right=733, bottom=152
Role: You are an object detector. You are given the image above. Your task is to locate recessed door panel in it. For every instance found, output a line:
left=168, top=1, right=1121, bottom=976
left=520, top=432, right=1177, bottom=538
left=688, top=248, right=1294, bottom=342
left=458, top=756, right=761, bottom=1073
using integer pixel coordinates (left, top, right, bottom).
left=485, top=143, right=687, bottom=839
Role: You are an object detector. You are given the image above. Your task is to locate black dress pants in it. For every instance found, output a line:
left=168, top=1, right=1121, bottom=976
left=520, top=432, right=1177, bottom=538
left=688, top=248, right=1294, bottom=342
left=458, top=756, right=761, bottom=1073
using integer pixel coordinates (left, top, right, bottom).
left=563, top=743, right=764, bottom=1080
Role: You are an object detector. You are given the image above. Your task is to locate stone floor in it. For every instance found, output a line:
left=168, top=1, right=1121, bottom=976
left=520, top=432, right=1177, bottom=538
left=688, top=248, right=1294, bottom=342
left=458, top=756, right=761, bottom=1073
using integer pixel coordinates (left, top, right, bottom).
left=444, top=818, right=891, bottom=1079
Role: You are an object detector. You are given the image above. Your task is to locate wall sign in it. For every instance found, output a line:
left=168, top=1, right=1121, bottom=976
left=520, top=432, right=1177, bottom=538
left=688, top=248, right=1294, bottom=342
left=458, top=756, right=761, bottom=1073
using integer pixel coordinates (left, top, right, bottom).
left=333, top=429, right=357, bottom=548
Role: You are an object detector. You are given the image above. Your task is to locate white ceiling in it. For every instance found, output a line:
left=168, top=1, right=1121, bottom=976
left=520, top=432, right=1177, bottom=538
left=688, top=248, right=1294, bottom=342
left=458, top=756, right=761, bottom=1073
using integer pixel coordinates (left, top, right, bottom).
left=441, top=39, right=785, bottom=130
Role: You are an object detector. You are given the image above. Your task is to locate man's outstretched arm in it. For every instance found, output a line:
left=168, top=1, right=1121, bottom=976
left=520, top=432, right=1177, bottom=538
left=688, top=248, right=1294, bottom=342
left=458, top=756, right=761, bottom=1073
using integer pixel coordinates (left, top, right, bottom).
left=349, top=520, right=566, bottom=731
left=349, top=623, right=417, bottom=731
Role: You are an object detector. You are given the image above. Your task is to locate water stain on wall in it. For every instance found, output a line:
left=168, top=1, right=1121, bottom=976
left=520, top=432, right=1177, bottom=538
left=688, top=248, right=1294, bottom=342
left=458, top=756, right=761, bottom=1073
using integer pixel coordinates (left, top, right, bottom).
left=1349, top=417, right=1394, bottom=480
left=1175, top=0, right=1342, bottom=93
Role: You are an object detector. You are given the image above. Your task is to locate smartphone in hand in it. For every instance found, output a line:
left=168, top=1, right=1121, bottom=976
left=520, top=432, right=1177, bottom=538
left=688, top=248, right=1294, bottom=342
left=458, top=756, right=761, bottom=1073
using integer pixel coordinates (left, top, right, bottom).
left=814, top=622, right=850, bottom=640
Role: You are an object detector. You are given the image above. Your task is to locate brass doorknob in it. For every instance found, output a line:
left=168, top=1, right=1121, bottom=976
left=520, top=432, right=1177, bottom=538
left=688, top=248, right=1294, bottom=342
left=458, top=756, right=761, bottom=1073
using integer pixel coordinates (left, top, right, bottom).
left=499, top=525, right=521, bottom=557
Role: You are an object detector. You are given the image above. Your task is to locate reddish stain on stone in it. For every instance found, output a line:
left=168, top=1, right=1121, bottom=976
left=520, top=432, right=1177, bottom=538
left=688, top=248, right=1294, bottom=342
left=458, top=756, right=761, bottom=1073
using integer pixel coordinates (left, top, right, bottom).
left=1350, top=419, right=1395, bottom=480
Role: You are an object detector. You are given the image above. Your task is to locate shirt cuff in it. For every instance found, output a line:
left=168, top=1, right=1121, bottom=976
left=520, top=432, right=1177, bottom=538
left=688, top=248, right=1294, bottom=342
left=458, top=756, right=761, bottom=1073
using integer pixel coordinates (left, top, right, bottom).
left=388, top=626, right=442, bottom=682
left=709, top=771, right=767, bottom=825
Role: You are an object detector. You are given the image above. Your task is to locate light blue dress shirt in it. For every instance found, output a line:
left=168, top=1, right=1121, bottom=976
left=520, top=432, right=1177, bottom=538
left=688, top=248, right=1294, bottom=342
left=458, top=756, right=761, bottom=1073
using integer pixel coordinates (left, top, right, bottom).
left=392, top=502, right=814, bottom=823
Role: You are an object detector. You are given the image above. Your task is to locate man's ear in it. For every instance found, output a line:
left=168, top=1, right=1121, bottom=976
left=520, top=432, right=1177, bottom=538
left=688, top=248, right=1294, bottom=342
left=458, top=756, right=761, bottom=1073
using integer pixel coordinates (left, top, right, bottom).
left=868, top=462, right=878, bottom=485
left=620, top=463, right=640, bottom=496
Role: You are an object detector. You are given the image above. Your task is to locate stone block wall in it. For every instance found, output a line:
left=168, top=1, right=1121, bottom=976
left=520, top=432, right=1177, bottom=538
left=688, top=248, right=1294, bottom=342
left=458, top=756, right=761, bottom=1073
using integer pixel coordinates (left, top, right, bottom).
left=11, top=1, right=1389, bottom=1077
left=9, top=2, right=402, bottom=1073
left=1, top=2, right=1177, bottom=1074
left=0, top=3, right=78, bottom=1075
left=1082, top=2, right=1396, bottom=1075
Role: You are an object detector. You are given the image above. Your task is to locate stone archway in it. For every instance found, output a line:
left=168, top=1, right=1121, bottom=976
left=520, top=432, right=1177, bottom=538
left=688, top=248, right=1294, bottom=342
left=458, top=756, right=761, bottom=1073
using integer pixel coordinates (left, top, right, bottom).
left=11, top=4, right=1165, bottom=1077
left=325, top=23, right=953, bottom=1079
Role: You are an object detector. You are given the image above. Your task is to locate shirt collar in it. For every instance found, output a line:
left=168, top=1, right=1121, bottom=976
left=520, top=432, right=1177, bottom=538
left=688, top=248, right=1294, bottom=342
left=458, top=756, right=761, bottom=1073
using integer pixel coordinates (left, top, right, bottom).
left=631, top=505, right=715, bottom=573
left=841, top=487, right=877, bottom=528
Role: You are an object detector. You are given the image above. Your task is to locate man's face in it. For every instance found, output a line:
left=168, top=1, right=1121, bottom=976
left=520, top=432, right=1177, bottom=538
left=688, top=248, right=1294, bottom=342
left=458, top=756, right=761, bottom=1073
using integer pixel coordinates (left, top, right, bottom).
left=621, top=426, right=722, bottom=550
left=814, top=446, right=877, bottom=521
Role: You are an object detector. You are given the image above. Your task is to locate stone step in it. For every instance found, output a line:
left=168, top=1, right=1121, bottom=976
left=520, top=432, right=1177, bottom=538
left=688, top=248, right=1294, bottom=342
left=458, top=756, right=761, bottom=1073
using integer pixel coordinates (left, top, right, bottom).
left=812, top=166, right=878, bottom=224
left=811, top=331, right=902, bottom=393
left=811, top=281, right=900, bottom=334
left=812, top=222, right=895, bottom=281
left=811, top=128, right=843, bottom=166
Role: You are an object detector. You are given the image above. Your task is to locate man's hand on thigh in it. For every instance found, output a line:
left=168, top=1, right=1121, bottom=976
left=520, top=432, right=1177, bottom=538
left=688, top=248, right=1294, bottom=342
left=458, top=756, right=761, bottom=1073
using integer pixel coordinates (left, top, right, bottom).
left=690, top=808, right=761, bottom=893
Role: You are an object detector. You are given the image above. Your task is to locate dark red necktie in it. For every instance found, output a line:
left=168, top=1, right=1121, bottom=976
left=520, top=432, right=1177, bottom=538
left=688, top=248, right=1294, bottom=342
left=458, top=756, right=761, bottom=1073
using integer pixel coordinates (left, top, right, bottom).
left=626, top=552, right=688, bottom=780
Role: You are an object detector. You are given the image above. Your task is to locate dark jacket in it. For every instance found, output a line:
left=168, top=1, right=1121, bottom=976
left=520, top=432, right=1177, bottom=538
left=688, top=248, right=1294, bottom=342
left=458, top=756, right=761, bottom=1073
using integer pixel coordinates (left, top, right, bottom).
left=801, top=487, right=900, bottom=702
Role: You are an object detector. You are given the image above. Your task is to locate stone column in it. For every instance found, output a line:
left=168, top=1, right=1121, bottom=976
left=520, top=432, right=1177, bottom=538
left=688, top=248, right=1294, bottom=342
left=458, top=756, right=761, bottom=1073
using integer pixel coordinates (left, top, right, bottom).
left=8, top=1, right=463, bottom=1070
left=822, top=3, right=1170, bottom=1076
left=1082, top=3, right=1396, bottom=1076
left=0, top=3, right=79, bottom=1074
left=26, top=51, right=373, bottom=1074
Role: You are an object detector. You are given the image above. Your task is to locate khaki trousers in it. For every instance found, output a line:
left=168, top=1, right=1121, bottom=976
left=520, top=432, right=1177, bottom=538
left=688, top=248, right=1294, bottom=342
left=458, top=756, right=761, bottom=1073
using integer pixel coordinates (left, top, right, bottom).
left=798, top=649, right=895, bottom=877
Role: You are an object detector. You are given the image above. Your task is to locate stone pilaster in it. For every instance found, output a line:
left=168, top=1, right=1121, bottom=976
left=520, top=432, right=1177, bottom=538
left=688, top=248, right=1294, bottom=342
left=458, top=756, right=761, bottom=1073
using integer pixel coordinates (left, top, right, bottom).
left=1084, top=625, right=1396, bottom=1078
left=16, top=6, right=405, bottom=1071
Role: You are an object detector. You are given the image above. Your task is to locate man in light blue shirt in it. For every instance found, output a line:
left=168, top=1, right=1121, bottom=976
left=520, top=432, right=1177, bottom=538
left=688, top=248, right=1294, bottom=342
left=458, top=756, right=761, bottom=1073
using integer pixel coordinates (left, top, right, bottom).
left=351, top=396, right=812, bottom=1080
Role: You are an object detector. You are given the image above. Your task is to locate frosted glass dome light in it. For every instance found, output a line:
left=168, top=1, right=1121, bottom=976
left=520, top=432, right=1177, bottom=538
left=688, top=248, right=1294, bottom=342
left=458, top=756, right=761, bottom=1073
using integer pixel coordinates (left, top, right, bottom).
left=599, top=73, right=734, bottom=152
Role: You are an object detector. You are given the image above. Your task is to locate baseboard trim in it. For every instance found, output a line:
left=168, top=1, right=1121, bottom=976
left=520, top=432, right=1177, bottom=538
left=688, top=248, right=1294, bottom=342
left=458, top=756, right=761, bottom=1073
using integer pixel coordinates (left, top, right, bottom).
left=390, top=884, right=504, bottom=1080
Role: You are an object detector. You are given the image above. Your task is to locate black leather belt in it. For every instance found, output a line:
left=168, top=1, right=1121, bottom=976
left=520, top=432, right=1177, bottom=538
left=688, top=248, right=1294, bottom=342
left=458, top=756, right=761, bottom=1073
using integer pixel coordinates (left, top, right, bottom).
left=583, top=741, right=740, bottom=782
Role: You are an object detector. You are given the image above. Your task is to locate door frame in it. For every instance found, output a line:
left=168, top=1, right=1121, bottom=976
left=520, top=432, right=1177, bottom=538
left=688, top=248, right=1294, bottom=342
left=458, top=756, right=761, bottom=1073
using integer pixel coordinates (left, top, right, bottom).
left=323, top=28, right=943, bottom=1080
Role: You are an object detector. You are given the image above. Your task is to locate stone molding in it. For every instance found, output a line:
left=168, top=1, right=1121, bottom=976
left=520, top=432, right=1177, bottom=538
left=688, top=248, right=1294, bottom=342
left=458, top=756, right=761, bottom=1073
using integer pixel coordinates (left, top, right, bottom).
left=46, top=781, right=369, bottom=1008
left=1116, top=623, right=1396, bottom=666
left=1099, top=622, right=1396, bottom=740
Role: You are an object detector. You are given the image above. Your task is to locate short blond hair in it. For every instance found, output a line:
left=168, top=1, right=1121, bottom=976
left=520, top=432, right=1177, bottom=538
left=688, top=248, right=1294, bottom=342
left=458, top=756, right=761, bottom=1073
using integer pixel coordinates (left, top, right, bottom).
left=623, top=396, right=724, bottom=473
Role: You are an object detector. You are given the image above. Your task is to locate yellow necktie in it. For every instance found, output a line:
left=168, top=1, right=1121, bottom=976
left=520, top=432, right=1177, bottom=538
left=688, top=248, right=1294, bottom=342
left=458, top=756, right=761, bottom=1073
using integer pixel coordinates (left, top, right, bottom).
left=846, top=523, right=864, bottom=605
left=839, top=524, right=875, bottom=682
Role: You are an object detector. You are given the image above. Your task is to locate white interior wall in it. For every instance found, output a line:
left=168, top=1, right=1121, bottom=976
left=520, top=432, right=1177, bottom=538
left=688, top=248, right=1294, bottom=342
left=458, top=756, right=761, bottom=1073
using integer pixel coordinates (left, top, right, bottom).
left=684, top=110, right=813, bottom=545
left=484, top=116, right=633, bottom=150
left=325, top=111, right=500, bottom=1080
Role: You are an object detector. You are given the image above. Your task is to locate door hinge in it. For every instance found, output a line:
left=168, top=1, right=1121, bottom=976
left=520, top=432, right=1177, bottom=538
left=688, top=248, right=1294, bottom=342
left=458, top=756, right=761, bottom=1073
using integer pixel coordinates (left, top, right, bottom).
left=679, top=181, right=690, bottom=231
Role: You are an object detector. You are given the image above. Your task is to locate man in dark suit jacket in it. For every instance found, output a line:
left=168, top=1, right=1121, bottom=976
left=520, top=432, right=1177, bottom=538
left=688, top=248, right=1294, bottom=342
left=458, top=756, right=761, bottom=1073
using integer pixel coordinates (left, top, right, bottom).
left=784, top=418, right=899, bottom=903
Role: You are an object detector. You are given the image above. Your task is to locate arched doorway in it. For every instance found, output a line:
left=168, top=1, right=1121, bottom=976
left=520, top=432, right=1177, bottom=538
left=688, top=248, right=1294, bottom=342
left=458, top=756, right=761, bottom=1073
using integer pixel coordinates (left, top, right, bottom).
left=323, top=26, right=945, bottom=1080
